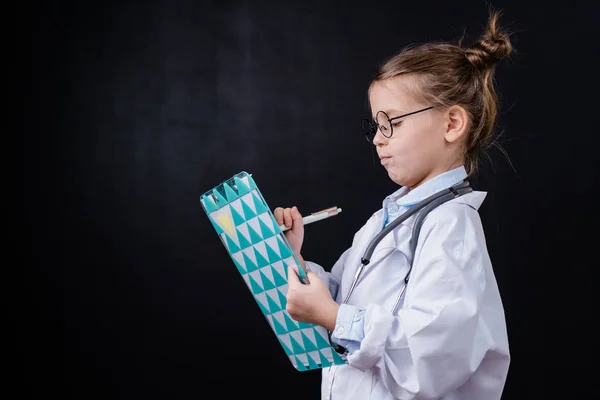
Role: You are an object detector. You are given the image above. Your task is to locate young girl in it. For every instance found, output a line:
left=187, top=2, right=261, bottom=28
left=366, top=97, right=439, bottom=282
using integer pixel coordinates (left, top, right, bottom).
left=274, top=10, right=512, bottom=400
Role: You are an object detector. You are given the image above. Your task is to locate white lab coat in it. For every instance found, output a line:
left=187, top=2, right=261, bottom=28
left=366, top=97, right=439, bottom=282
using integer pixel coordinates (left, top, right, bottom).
left=306, top=191, right=510, bottom=400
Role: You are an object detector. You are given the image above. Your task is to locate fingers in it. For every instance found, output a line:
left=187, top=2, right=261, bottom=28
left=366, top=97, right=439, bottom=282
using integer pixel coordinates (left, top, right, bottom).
left=274, top=206, right=303, bottom=231
left=283, top=208, right=293, bottom=229
left=273, top=207, right=284, bottom=226
left=291, top=206, right=303, bottom=224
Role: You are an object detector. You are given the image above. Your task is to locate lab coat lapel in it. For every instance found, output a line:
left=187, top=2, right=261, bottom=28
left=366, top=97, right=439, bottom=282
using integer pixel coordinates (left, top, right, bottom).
left=339, top=210, right=416, bottom=301
left=366, top=215, right=415, bottom=268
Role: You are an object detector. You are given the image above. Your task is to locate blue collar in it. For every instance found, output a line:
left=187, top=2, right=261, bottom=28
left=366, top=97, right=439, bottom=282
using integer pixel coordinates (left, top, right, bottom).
left=385, top=166, right=468, bottom=208
left=381, top=166, right=468, bottom=229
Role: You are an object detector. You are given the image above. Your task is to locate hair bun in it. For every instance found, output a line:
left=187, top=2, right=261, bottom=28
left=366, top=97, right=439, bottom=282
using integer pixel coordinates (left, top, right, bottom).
left=464, top=11, right=512, bottom=70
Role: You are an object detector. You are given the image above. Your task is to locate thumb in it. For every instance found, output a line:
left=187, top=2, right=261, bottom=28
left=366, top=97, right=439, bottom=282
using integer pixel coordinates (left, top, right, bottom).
left=291, top=207, right=304, bottom=234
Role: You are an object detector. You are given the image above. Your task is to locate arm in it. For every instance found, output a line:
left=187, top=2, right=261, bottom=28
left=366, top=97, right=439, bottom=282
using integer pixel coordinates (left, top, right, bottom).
left=331, top=204, right=490, bottom=399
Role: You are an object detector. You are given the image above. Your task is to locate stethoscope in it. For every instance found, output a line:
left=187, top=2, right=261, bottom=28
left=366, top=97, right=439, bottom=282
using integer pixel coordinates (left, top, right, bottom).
left=328, top=179, right=473, bottom=355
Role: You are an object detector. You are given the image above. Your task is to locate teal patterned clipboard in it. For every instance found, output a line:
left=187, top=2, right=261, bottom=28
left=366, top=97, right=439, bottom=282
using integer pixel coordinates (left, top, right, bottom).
left=200, top=171, right=347, bottom=371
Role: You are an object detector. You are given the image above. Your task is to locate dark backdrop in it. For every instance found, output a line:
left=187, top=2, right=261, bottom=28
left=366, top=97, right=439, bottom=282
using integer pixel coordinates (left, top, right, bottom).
left=25, top=0, right=599, bottom=399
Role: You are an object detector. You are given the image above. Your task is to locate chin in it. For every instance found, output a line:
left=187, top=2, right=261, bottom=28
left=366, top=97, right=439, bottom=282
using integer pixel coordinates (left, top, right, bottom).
left=386, top=170, right=407, bottom=187
left=386, top=168, right=418, bottom=188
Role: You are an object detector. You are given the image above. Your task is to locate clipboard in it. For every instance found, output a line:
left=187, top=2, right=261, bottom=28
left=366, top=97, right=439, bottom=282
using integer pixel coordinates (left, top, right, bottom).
left=200, top=171, right=347, bottom=371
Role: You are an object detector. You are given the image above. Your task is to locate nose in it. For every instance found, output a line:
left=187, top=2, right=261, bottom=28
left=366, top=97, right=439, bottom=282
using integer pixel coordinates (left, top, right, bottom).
left=372, top=127, right=388, bottom=146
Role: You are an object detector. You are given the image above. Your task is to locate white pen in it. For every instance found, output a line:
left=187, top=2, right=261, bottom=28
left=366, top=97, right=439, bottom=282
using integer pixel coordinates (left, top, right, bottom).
left=279, top=206, right=342, bottom=232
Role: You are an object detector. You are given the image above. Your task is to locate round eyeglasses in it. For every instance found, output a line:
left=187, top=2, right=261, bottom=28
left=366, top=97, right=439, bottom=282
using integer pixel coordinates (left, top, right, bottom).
left=361, top=106, right=434, bottom=144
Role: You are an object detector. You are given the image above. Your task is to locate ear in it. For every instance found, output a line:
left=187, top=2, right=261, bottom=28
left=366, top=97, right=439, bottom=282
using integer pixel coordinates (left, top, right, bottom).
left=444, top=105, right=469, bottom=143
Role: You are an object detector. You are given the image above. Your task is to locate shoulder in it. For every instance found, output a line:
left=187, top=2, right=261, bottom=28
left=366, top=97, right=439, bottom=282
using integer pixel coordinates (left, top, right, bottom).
left=423, top=191, right=486, bottom=224
left=418, top=191, right=488, bottom=247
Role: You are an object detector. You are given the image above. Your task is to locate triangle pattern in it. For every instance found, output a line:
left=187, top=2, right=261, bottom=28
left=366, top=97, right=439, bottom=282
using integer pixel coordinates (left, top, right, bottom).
left=258, top=213, right=276, bottom=234
left=319, top=349, right=333, bottom=367
left=247, top=217, right=264, bottom=241
left=258, top=217, right=275, bottom=239
left=252, top=194, right=269, bottom=215
left=212, top=188, right=228, bottom=207
left=266, top=292, right=281, bottom=313
left=230, top=198, right=245, bottom=220
left=248, top=222, right=263, bottom=245
left=234, top=175, right=251, bottom=195
left=231, top=251, right=246, bottom=271
left=271, top=261, right=286, bottom=282
left=295, top=353, right=308, bottom=369
left=232, top=257, right=246, bottom=275
left=224, top=182, right=238, bottom=201
left=241, top=199, right=257, bottom=220
left=230, top=204, right=246, bottom=226
left=271, top=214, right=282, bottom=233
left=278, top=336, right=294, bottom=355
left=313, top=327, right=332, bottom=350
left=253, top=247, right=270, bottom=269
left=202, top=172, right=349, bottom=371
left=248, top=273, right=264, bottom=294
left=225, top=234, right=241, bottom=254
left=200, top=194, right=218, bottom=213
left=277, top=236, right=293, bottom=259
left=307, top=352, right=321, bottom=369
left=289, top=334, right=306, bottom=354
left=276, top=288, right=287, bottom=310
left=283, top=312, right=300, bottom=331
left=265, top=288, right=281, bottom=309
left=236, top=224, right=252, bottom=249
left=242, top=251, right=258, bottom=273
left=241, top=192, right=257, bottom=216
left=272, top=312, right=288, bottom=335
left=271, top=266, right=288, bottom=287
left=253, top=242, right=269, bottom=265
left=254, top=292, right=269, bottom=314
left=260, top=269, right=276, bottom=291
left=301, top=330, right=319, bottom=352
left=264, top=237, right=281, bottom=261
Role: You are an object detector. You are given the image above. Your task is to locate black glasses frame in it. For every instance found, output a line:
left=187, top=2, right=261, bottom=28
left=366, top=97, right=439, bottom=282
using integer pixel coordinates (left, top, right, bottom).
left=362, top=106, right=434, bottom=143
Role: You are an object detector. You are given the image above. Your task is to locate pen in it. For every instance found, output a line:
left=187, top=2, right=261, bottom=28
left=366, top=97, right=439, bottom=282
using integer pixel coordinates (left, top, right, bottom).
left=279, top=206, right=342, bottom=232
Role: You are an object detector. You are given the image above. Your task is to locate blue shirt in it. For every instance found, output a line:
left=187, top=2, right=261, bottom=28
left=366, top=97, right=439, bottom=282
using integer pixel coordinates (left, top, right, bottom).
left=331, top=166, right=468, bottom=353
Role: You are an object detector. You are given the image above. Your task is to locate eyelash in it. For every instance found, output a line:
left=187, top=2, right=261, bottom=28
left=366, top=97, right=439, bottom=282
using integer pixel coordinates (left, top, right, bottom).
left=391, top=121, right=402, bottom=127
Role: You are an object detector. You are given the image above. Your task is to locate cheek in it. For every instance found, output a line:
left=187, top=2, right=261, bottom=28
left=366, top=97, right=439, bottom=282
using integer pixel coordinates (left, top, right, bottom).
left=390, top=124, right=430, bottom=155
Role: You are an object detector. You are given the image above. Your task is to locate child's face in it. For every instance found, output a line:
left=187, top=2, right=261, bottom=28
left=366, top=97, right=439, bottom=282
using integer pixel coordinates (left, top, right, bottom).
left=368, top=76, right=457, bottom=189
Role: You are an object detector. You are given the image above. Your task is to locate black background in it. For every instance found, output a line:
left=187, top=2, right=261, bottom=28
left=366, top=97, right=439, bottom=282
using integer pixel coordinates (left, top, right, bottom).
left=25, top=0, right=599, bottom=398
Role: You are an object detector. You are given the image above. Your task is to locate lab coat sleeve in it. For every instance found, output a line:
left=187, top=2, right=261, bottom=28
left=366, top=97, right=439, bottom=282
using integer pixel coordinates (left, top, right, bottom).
left=304, top=247, right=351, bottom=300
left=346, top=204, right=489, bottom=399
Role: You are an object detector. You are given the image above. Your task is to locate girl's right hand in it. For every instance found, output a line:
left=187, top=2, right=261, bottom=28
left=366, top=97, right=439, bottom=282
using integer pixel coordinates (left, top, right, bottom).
left=273, top=206, right=304, bottom=255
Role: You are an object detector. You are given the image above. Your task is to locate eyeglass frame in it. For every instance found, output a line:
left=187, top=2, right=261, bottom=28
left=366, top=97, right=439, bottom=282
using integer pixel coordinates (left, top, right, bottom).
left=362, top=106, right=434, bottom=143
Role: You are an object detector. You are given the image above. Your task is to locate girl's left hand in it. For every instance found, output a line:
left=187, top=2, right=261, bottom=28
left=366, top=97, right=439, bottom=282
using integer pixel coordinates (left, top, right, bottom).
left=286, top=266, right=340, bottom=331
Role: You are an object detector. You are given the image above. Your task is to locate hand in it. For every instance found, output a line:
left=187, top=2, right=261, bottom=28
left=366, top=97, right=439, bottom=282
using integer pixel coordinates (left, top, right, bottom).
left=286, top=266, right=340, bottom=331
left=273, top=206, right=304, bottom=255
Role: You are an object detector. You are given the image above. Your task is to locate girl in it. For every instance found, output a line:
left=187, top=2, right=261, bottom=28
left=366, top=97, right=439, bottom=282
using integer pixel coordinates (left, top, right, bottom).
left=274, top=10, right=512, bottom=400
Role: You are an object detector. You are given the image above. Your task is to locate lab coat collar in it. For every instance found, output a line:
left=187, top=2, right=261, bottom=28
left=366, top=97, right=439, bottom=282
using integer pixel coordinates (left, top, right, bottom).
left=364, top=190, right=488, bottom=269
left=389, top=166, right=468, bottom=208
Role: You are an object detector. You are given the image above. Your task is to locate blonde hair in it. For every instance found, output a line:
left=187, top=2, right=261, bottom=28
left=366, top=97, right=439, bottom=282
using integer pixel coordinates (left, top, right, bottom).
left=370, top=10, right=513, bottom=174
